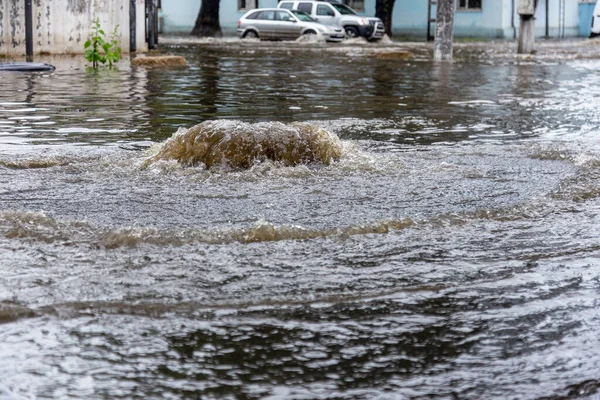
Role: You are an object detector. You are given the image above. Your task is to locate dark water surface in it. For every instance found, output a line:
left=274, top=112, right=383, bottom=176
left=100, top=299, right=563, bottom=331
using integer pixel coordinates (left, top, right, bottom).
left=1, top=38, right=600, bottom=399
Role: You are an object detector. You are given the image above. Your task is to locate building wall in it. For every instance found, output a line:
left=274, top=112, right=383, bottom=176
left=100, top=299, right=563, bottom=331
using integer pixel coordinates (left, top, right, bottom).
left=536, top=0, right=581, bottom=38
left=392, top=0, right=508, bottom=39
left=161, top=0, right=199, bottom=33
left=159, top=0, right=586, bottom=39
left=392, top=0, right=581, bottom=39
left=0, top=0, right=147, bottom=57
left=161, top=0, right=278, bottom=34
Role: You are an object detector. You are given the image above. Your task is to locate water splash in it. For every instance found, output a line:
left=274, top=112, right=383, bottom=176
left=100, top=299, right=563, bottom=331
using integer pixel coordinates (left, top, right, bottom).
left=143, top=120, right=343, bottom=170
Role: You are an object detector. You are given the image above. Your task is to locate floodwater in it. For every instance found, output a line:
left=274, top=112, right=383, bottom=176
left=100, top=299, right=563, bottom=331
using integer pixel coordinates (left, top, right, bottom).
left=1, top=37, right=600, bottom=399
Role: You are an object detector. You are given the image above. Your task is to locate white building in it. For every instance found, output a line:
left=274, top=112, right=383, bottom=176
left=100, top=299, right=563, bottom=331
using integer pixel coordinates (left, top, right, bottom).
left=0, top=0, right=149, bottom=57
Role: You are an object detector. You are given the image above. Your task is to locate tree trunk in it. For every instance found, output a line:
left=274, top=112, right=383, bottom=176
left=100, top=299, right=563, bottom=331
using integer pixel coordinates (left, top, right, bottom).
left=191, top=0, right=222, bottom=37
left=375, top=0, right=396, bottom=37
left=433, top=0, right=455, bottom=61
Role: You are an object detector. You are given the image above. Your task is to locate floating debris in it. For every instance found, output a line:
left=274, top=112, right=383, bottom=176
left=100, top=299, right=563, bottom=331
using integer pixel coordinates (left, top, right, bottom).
left=131, top=55, right=188, bottom=67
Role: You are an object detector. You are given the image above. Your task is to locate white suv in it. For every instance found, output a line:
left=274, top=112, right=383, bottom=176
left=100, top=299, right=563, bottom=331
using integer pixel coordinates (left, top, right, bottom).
left=278, top=0, right=385, bottom=41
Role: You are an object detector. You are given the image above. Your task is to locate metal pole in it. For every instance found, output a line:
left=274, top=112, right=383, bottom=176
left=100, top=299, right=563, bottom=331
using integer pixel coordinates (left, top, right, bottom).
left=130, top=0, right=137, bottom=52
left=25, top=0, right=33, bottom=62
left=148, top=0, right=156, bottom=49
left=545, top=0, right=549, bottom=37
left=427, top=0, right=434, bottom=41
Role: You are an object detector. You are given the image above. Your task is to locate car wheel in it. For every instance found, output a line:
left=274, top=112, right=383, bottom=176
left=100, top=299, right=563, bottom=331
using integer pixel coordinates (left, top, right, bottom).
left=303, top=30, right=317, bottom=36
left=244, top=31, right=259, bottom=39
left=345, top=26, right=359, bottom=38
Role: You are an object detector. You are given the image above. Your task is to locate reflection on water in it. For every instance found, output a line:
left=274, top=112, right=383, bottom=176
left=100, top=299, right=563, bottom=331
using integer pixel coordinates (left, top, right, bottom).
left=1, top=38, right=600, bottom=399
left=1, top=40, right=583, bottom=146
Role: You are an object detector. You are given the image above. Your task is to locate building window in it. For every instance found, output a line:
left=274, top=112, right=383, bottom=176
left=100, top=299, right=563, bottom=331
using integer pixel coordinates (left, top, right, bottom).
left=457, top=0, right=482, bottom=10
left=343, top=0, right=364, bottom=12
left=238, top=0, right=258, bottom=11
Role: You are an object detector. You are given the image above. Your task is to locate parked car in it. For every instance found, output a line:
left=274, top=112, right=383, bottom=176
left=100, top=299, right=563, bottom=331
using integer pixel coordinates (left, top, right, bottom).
left=278, top=0, right=385, bottom=41
left=237, top=8, right=346, bottom=42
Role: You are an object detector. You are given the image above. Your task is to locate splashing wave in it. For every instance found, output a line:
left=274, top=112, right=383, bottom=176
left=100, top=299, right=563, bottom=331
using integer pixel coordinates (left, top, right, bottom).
left=143, top=120, right=343, bottom=170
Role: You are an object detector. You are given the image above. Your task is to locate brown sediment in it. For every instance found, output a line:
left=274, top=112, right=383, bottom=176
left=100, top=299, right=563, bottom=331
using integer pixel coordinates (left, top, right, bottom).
left=143, top=120, right=343, bottom=170
left=97, top=218, right=419, bottom=248
left=131, top=55, right=188, bottom=67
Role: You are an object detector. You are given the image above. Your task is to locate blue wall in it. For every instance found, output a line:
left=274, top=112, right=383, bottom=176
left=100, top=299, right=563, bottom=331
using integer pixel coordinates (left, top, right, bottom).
left=161, top=0, right=199, bottom=33
left=389, top=0, right=506, bottom=39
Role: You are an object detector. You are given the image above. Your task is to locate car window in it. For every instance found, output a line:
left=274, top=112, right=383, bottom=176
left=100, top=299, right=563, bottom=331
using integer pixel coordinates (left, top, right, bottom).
left=246, top=11, right=261, bottom=19
left=316, top=4, right=334, bottom=16
left=257, top=10, right=276, bottom=20
left=275, top=10, right=294, bottom=21
left=297, top=2, right=313, bottom=13
left=291, top=10, right=316, bottom=21
left=331, top=3, right=356, bottom=15
left=279, top=2, right=293, bottom=9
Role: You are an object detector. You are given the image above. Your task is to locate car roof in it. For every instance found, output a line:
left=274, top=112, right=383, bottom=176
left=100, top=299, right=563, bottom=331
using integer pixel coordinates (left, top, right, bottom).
left=247, top=7, right=290, bottom=11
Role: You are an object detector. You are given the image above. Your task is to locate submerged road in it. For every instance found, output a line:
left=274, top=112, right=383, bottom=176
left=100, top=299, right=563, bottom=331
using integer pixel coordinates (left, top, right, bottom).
left=0, top=37, right=600, bottom=399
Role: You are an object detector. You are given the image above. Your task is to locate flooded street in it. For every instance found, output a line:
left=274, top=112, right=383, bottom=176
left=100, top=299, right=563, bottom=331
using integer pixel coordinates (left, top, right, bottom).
left=1, top=38, right=600, bottom=399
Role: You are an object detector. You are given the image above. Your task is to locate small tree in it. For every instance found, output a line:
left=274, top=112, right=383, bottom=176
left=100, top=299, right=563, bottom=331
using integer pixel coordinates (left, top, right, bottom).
left=191, top=0, right=223, bottom=37
left=84, top=18, right=122, bottom=69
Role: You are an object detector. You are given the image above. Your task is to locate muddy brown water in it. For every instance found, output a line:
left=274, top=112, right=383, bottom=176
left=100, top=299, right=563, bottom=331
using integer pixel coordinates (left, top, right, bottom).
left=1, top=37, right=600, bottom=399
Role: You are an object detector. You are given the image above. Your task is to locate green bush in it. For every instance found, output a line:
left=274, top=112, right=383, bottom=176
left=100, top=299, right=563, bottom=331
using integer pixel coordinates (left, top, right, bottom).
left=84, top=18, right=122, bottom=69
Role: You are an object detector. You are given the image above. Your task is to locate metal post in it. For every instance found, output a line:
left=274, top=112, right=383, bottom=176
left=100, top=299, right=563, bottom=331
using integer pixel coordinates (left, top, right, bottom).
left=25, top=0, right=33, bottom=62
left=148, top=0, right=156, bottom=49
left=427, top=0, right=437, bottom=41
left=433, top=0, right=455, bottom=61
left=130, top=0, right=136, bottom=52
left=545, top=0, right=549, bottom=37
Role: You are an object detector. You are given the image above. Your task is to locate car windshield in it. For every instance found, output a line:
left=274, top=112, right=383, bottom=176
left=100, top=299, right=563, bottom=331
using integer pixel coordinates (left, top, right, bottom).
left=291, top=10, right=316, bottom=21
left=331, top=3, right=356, bottom=15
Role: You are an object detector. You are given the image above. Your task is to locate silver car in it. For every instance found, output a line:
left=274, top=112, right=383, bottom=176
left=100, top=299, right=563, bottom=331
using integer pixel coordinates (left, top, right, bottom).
left=237, top=8, right=345, bottom=42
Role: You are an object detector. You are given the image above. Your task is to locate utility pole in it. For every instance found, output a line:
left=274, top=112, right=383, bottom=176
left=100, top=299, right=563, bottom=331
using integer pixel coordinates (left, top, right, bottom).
left=433, top=0, right=455, bottom=61
left=517, top=0, right=537, bottom=54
